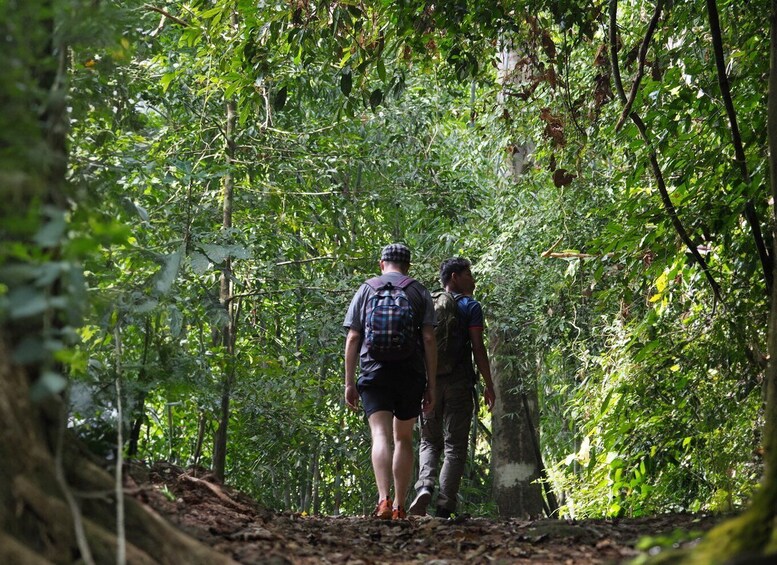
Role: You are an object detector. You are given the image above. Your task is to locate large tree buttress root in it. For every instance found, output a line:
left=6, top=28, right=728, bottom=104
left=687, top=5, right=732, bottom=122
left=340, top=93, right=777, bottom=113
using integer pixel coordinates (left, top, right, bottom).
left=0, top=340, right=236, bottom=564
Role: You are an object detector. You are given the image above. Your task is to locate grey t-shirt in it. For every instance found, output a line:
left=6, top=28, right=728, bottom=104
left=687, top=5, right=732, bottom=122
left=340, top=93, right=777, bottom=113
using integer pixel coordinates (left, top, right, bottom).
left=343, top=271, right=436, bottom=375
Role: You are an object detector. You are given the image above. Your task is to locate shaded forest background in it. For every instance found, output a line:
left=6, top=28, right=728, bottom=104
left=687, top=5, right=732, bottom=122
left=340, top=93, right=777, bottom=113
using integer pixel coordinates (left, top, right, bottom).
left=3, top=0, right=777, bottom=562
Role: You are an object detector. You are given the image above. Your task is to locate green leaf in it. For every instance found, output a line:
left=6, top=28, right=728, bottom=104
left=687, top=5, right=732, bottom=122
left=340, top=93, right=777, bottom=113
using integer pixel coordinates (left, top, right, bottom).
left=227, top=244, right=251, bottom=260
left=134, top=298, right=158, bottom=314
left=0, top=264, right=40, bottom=285
left=190, top=252, right=211, bottom=275
left=13, top=337, right=46, bottom=364
left=600, top=389, right=614, bottom=414
left=133, top=202, right=149, bottom=223
left=633, top=341, right=659, bottom=363
left=169, top=305, right=183, bottom=337
left=34, top=209, right=66, bottom=247
left=340, top=69, right=352, bottom=96
left=609, top=456, right=625, bottom=470
left=29, top=371, right=67, bottom=402
left=34, top=262, right=65, bottom=287
left=369, top=88, right=382, bottom=109
left=200, top=244, right=230, bottom=264
left=273, top=85, right=288, bottom=111
left=154, top=247, right=183, bottom=296
left=160, top=72, right=176, bottom=93
left=8, top=287, right=47, bottom=319
left=201, top=6, right=222, bottom=18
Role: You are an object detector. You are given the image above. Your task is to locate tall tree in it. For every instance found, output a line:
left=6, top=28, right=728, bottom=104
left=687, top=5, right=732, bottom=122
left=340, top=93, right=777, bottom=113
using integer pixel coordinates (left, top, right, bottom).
left=212, top=10, right=240, bottom=485
left=0, top=0, right=231, bottom=561
left=487, top=35, right=546, bottom=518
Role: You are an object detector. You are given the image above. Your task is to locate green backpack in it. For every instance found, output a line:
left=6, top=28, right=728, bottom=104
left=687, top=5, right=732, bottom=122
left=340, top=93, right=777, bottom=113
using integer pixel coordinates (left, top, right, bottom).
left=432, top=291, right=464, bottom=376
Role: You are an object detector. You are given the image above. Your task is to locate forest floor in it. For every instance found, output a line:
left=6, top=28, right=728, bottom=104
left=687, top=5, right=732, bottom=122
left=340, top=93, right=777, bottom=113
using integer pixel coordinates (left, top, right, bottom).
left=126, top=462, right=726, bottom=564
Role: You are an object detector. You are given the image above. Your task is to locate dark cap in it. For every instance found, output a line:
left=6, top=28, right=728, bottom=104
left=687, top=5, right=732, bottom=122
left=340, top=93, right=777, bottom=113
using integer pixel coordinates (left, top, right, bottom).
left=380, top=243, right=411, bottom=264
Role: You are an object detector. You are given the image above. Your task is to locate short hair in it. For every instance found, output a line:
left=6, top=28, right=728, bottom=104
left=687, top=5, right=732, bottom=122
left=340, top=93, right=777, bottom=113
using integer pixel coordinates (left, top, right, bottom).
left=440, top=257, right=471, bottom=287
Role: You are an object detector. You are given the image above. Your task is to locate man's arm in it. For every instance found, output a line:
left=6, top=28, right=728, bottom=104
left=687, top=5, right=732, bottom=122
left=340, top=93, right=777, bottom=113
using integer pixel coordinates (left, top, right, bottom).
left=344, top=328, right=361, bottom=410
left=421, top=324, right=437, bottom=413
left=469, top=327, right=495, bottom=411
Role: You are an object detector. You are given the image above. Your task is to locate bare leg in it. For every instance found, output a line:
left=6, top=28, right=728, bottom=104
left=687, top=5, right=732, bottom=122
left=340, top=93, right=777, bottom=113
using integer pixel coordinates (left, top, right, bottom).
left=367, top=411, right=394, bottom=502
left=392, top=416, right=416, bottom=509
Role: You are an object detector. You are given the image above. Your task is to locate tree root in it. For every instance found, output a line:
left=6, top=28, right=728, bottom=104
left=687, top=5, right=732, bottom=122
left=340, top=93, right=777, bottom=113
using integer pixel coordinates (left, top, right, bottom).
left=178, top=473, right=254, bottom=514
left=0, top=531, right=53, bottom=564
left=10, top=470, right=236, bottom=564
left=1, top=338, right=236, bottom=565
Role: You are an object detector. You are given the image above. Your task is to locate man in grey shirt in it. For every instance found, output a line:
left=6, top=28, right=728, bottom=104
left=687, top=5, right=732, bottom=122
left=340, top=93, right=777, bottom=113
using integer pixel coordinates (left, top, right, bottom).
left=343, top=243, right=437, bottom=520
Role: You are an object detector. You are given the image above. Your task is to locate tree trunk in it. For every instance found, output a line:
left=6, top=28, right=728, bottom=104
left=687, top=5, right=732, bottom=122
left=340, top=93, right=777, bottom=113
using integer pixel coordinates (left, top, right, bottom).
left=489, top=331, right=545, bottom=518
left=128, top=318, right=152, bottom=458
left=0, top=344, right=235, bottom=564
left=488, top=38, right=545, bottom=518
left=212, top=84, right=239, bottom=482
left=0, top=3, right=234, bottom=561
left=193, top=411, right=208, bottom=467
left=497, top=37, right=535, bottom=180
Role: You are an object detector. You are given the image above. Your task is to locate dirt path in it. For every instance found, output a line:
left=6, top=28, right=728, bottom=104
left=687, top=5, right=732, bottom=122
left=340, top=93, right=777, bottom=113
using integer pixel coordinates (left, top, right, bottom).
left=128, top=462, right=723, bottom=564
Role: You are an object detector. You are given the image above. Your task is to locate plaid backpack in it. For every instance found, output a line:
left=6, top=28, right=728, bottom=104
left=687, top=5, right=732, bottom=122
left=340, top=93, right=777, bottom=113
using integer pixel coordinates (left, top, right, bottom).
left=364, top=275, right=416, bottom=361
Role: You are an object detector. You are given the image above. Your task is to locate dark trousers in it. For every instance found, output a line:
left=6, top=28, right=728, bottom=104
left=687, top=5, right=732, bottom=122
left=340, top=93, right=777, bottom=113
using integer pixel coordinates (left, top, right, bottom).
left=414, top=365, right=474, bottom=512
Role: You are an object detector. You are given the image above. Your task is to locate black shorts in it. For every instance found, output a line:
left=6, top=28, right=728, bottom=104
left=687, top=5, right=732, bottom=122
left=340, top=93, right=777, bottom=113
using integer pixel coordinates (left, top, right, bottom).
left=357, top=369, right=426, bottom=421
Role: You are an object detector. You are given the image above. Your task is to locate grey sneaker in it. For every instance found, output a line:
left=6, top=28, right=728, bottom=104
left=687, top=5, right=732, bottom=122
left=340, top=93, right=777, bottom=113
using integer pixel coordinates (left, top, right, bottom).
left=408, top=488, right=432, bottom=516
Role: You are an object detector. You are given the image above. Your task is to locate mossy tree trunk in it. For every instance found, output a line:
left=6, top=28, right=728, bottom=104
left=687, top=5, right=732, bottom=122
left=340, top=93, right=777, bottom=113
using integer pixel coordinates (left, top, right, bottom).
left=0, top=1, right=234, bottom=562
left=0, top=342, right=234, bottom=564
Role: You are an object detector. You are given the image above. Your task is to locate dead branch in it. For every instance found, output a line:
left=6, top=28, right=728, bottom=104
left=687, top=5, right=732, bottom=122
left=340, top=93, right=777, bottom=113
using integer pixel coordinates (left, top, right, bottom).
left=541, top=237, right=597, bottom=259
left=178, top=474, right=253, bottom=514
left=145, top=4, right=190, bottom=28
left=543, top=252, right=598, bottom=259
left=275, top=255, right=337, bottom=266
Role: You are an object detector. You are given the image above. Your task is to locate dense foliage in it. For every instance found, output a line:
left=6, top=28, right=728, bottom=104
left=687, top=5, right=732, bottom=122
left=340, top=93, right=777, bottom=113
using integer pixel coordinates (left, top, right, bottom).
left=4, top=0, right=769, bottom=520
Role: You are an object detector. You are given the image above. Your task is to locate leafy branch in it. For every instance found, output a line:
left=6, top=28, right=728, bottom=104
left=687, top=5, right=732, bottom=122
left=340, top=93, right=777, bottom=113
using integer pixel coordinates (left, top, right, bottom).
left=609, top=0, right=723, bottom=304
left=706, top=0, right=772, bottom=295
left=615, top=0, right=663, bottom=133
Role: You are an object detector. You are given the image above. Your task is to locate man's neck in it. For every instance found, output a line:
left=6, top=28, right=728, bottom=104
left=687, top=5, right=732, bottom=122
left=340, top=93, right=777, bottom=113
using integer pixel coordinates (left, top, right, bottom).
left=446, top=285, right=470, bottom=297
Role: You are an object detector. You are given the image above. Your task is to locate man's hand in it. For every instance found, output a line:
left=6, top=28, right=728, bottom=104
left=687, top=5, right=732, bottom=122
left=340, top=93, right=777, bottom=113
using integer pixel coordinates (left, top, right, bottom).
left=422, top=387, right=435, bottom=414
left=483, top=384, right=495, bottom=412
left=345, top=383, right=359, bottom=410
left=344, top=328, right=361, bottom=411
